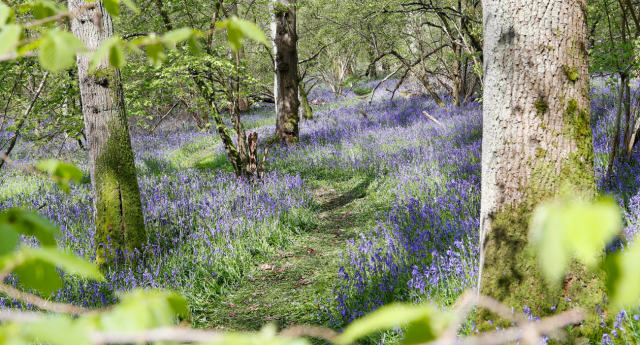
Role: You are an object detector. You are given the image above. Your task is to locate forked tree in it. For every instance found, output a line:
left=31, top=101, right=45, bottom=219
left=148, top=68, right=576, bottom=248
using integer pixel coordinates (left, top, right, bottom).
left=68, top=0, right=146, bottom=269
left=478, top=0, right=603, bottom=340
left=272, top=0, right=300, bottom=144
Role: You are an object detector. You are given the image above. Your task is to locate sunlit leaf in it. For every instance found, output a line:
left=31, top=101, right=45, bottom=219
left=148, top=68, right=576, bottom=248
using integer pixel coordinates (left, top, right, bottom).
left=226, top=24, right=243, bottom=52
left=89, top=36, right=120, bottom=71
left=13, top=257, right=62, bottom=296
left=336, top=303, right=450, bottom=345
left=39, top=29, right=84, bottom=72
left=82, top=290, right=188, bottom=332
left=36, top=159, right=83, bottom=192
left=24, top=248, right=104, bottom=281
left=0, top=223, right=20, bottom=256
left=0, top=24, right=21, bottom=56
left=25, top=316, right=91, bottom=345
left=120, top=0, right=139, bottom=14
left=31, top=1, right=65, bottom=22
left=232, top=17, right=269, bottom=47
left=108, top=40, right=125, bottom=69
left=162, top=28, right=193, bottom=47
left=0, top=209, right=60, bottom=246
left=187, top=35, right=201, bottom=56
left=146, top=43, right=166, bottom=67
left=530, top=200, right=622, bottom=284
left=603, top=240, right=640, bottom=309
left=0, top=2, right=15, bottom=28
left=102, top=0, right=119, bottom=16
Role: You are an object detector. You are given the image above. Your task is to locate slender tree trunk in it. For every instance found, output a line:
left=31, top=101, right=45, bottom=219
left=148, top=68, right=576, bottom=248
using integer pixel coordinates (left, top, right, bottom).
left=69, top=0, right=146, bottom=269
left=479, top=0, right=602, bottom=340
left=452, top=43, right=462, bottom=107
left=607, top=76, right=625, bottom=178
left=623, top=77, right=631, bottom=154
left=298, top=80, right=313, bottom=120
left=272, top=0, right=300, bottom=144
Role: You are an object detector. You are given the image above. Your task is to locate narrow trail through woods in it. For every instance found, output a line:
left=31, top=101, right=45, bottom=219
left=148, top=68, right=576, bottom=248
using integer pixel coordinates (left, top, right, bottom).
left=198, top=178, right=376, bottom=332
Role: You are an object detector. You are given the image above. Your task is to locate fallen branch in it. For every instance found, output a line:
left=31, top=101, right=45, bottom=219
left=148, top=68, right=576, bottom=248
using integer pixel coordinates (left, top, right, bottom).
left=148, top=101, right=184, bottom=135
left=422, top=111, right=444, bottom=128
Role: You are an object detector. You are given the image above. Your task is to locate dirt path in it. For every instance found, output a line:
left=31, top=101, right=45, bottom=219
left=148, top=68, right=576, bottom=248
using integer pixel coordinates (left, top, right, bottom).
left=195, top=177, right=380, bottom=332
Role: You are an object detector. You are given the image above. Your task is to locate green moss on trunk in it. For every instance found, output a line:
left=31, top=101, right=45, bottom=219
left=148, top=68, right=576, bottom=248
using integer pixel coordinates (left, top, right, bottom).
left=478, top=205, right=606, bottom=342
left=478, top=100, right=604, bottom=341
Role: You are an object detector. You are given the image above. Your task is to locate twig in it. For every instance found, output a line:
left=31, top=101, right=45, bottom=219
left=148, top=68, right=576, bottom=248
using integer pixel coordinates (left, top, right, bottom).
left=148, top=101, right=183, bottom=135
left=368, top=65, right=403, bottom=104
left=0, top=279, right=89, bottom=315
left=422, top=111, right=444, bottom=128
left=0, top=71, right=50, bottom=170
left=23, top=3, right=97, bottom=28
left=0, top=310, right=46, bottom=323
left=280, top=325, right=338, bottom=342
left=89, top=327, right=224, bottom=344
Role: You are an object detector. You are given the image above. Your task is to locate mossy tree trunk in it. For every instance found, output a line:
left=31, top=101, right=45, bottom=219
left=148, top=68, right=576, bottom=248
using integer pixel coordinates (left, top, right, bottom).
left=69, top=0, right=146, bottom=270
left=479, top=0, right=603, bottom=340
left=272, top=0, right=300, bottom=145
left=298, top=80, right=313, bottom=120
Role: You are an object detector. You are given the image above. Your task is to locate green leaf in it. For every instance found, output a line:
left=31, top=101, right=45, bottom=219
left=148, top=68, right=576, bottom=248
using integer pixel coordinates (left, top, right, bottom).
left=25, top=316, right=90, bottom=345
left=335, top=303, right=450, bottom=345
left=29, top=1, right=66, bottom=21
left=226, top=24, right=244, bottom=52
left=162, top=28, right=193, bottom=47
left=232, top=17, right=269, bottom=47
left=603, top=240, right=640, bottom=309
left=13, top=257, right=62, bottom=296
left=89, top=36, right=120, bottom=71
left=39, top=29, right=84, bottom=72
left=187, top=35, right=202, bottom=56
left=0, top=223, right=20, bottom=256
left=108, top=40, right=125, bottom=69
left=17, top=38, right=41, bottom=56
left=83, top=290, right=188, bottom=332
left=0, top=209, right=60, bottom=246
left=0, top=24, right=21, bottom=56
left=36, top=159, right=83, bottom=192
left=120, top=0, right=139, bottom=14
left=146, top=43, right=166, bottom=67
left=102, top=0, right=119, bottom=16
left=530, top=200, right=622, bottom=284
left=0, top=2, right=15, bottom=28
left=24, top=248, right=104, bottom=281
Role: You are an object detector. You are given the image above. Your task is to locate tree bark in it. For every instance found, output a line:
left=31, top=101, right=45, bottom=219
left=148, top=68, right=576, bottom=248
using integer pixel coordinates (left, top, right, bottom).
left=298, top=80, right=313, bottom=120
left=69, top=0, right=146, bottom=269
left=272, top=0, right=300, bottom=145
left=479, top=0, right=602, bottom=339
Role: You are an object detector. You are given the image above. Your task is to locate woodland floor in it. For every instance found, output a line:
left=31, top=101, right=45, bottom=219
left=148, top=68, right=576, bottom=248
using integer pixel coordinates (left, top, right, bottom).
left=193, top=175, right=382, bottom=332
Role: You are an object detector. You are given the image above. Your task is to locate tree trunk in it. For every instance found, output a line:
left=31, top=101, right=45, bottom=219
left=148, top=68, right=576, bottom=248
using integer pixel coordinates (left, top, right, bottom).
left=69, top=0, right=146, bottom=269
left=298, top=80, right=313, bottom=120
left=452, top=43, right=462, bottom=107
left=478, top=0, right=603, bottom=340
left=272, top=0, right=300, bottom=144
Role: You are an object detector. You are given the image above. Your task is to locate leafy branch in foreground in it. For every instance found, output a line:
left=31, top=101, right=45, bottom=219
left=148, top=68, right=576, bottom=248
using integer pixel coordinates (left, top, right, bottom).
left=0, top=1, right=268, bottom=71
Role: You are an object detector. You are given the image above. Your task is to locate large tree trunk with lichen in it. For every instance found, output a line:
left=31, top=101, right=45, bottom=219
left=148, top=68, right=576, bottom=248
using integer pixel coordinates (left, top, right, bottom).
left=69, top=0, right=146, bottom=269
left=272, top=0, right=300, bottom=144
left=478, top=0, right=603, bottom=340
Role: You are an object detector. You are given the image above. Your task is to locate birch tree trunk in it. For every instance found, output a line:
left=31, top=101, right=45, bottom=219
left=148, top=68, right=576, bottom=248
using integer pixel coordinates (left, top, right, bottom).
left=478, top=0, right=603, bottom=339
left=272, top=0, right=300, bottom=144
left=69, top=0, right=146, bottom=269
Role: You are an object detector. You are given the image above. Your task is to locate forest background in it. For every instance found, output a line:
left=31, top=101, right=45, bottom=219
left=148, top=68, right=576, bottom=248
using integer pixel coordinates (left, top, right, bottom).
left=0, top=0, right=640, bottom=344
